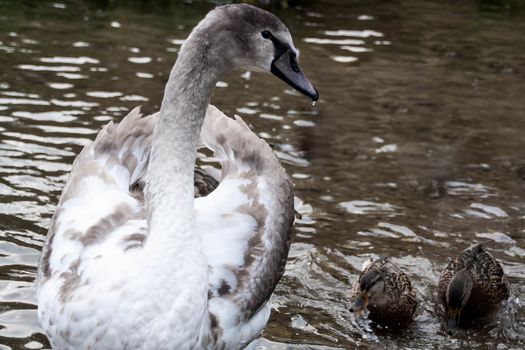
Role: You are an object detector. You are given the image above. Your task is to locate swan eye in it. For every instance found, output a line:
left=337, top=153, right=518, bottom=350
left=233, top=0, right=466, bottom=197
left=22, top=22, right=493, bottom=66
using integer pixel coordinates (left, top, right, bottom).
left=261, top=30, right=272, bottom=39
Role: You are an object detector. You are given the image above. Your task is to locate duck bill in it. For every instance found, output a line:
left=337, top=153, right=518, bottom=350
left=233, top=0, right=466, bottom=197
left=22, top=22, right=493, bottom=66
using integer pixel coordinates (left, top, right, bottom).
left=350, top=292, right=369, bottom=316
left=271, top=49, right=319, bottom=102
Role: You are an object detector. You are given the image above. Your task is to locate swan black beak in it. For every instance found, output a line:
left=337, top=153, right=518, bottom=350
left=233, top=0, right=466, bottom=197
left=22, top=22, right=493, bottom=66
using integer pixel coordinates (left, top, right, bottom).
left=271, top=48, right=319, bottom=102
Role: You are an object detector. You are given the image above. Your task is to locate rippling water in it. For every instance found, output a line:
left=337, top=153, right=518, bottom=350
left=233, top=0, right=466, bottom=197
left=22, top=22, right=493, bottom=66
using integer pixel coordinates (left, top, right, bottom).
left=1, top=0, right=524, bottom=349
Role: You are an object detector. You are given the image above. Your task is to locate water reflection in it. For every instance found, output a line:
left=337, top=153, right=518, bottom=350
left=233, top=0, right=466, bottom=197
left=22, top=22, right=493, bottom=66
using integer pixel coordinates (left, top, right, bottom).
left=0, top=0, right=524, bottom=349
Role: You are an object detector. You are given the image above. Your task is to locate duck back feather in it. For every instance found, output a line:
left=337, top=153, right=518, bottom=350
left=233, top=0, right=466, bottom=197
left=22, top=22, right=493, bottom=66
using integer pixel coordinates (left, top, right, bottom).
left=438, top=243, right=510, bottom=321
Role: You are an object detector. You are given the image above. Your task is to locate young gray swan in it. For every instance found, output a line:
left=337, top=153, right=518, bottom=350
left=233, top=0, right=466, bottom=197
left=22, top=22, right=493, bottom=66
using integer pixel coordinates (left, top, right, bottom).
left=37, top=4, right=318, bottom=350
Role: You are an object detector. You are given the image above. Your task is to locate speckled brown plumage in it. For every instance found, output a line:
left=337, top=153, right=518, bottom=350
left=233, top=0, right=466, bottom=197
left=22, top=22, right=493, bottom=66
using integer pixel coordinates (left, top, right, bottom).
left=438, top=243, right=509, bottom=323
left=350, top=257, right=417, bottom=328
left=194, top=167, right=219, bottom=197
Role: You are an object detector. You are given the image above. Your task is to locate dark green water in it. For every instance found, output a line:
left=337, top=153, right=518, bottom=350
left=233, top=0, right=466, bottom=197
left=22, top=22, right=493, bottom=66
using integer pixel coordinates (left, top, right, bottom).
left=0, top=0, right=524, bottom=349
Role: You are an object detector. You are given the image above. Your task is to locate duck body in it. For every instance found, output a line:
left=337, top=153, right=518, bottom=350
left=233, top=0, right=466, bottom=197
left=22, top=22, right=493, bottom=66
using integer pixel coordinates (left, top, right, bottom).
left=438, top=242, right=509, bottom=334
left=349, top=257, right=417, bottom=328
left=37, top=4, right=318, bottom=349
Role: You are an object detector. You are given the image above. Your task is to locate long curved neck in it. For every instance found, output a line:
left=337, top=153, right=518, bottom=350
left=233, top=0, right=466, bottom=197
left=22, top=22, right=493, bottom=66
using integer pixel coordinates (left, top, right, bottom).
left=138, top=22, right=232, bottom=346
left=146, top=28, right=224, bottom=248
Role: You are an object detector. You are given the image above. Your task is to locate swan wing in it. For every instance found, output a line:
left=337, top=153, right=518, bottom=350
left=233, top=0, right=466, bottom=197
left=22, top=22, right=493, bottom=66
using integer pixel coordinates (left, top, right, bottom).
left=196, top=105, right=294, bottom=348
left=36, top=107, right=160, bottom=348
left=37, top=107, right=154, bottom=284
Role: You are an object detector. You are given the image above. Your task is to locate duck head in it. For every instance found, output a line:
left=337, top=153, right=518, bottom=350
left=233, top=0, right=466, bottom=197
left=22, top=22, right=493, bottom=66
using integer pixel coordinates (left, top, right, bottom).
left=192, top=4, right=318, bottom=101
left=445, top=269, right=474, bottom=335
left=350, top=268, right=386, bottom=316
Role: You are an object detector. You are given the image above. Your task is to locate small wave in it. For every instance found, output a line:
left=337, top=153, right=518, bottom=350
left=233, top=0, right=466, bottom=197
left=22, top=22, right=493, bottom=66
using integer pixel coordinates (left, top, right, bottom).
left=469, top=203, right=508, bottom=218
left=12, top=111, right=79, bottom=122
left=323, top=30, right=383, bottom=38
left=339, top=200, right=402, bottom=216
left=56, top=72, right=88, bottom=79
left=445, top=181, right=496, bottom=198
left=0, top=98, right=49, bottom=106
left=17, top=64, right=80, bottom=72
left=475, top=232, right=516, bottom=244
left=50, top=99, right=98, bottom=107
left=303, top=38, right=365, bottom=46
left=136, top=72, right=154, bottom=79
left=86, top=91, right=123, bottom=98
left=128, top=57, right=152, bottom=64
left=40, top=56, right=99, bottom=64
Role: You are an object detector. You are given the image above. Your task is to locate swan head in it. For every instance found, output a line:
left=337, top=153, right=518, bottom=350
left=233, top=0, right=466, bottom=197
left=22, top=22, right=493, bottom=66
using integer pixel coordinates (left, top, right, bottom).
left=199, top=4, right=319, bottom=101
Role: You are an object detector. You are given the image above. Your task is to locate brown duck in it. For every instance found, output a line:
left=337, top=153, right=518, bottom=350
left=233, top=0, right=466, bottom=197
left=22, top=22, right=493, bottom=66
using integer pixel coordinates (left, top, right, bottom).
left=438, top=242, right=510, bottom=335
left=349, top=257, right=417, bottom=328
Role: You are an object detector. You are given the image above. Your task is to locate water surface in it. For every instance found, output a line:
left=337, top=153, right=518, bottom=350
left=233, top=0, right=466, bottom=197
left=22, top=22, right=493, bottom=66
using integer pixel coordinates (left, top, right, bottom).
left=0, top=0, right=524, bottom=349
